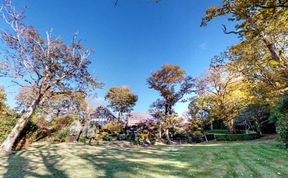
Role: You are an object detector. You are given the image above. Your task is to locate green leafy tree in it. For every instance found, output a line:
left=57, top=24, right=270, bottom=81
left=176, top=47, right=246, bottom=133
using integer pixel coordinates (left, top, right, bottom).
left=193, top=56, right=251, bottom=131
left=105, top=86, right=138, bottom=121
left=270, top=95, right=288, bottom=148
left=202, top=0, right=288, bottom=102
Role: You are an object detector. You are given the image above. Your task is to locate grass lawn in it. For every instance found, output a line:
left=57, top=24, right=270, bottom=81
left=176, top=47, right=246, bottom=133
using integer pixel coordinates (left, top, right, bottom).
left=0, top=139, right=288, bottom=178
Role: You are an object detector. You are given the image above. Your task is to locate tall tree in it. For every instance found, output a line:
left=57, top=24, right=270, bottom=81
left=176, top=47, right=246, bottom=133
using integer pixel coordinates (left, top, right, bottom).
left=105, top=86, right=138, bottom=121
left=0, top=1, right=102, bottom=153
left=193, top=55, right=252, bottom=130
left=147, top=64, right=194, bottom=142
left=147, top=64, right=195, bottom=115
left=202, top=0, right=288, bottom=99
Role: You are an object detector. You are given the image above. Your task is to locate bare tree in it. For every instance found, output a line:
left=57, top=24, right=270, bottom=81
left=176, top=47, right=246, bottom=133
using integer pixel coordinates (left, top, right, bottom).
left=0, top=0, right=102, bottom=153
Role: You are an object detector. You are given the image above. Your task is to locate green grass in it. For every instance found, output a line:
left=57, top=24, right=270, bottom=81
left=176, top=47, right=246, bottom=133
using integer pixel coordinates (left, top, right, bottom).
left=0, top=140, right=288, bottom=178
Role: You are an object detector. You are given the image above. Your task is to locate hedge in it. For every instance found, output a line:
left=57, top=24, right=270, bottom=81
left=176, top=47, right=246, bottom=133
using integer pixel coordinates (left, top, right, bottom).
left=208, top=129, right=246, bottom=134
left=214, top=133, right=258, bottom=141
left=207, top=130, right=259, bottom=141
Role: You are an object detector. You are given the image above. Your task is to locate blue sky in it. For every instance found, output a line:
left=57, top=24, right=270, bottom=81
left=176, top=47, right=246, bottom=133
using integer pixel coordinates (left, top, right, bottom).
left=0, top=0, right=239, bottom=114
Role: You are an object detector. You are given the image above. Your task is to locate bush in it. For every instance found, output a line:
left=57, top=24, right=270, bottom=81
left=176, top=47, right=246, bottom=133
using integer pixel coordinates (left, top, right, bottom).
left=53, top=129, right=70, bottom=142
left=100, top=131, right=109, bottom=138
left=32, top=129, right=49, bottom=142
left=103, top=134, right=113, bottom=141
left=102, top=121, right=123, bottom=133
left=173, top=129, right=190, bottom=142
left=171, top=127, right=205, bottom=143
left=118, top=134, right=126, bottom=140
left=110, top=133, right=119, bottom=141
left=0, top=116, right=18, bottom=143
left=100, top=132, right=115, bottom=141
left=270, top=95, right=288, bottom=148
left=192, top=131, right=204, bottom=143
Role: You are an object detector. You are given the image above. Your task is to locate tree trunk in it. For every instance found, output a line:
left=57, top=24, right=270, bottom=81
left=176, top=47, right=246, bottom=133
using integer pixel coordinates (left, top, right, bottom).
left=118, top=112, right=122, bottom=122
left=227, top=119, right=234, bottom=133
left=210, top=120, right=213, bottom=130
left=0, top=94, right=43, bottom=154
left=262, top=37, right=281, bottom=61
left=159, top=124, right=162, bottom=140
left=165, top=129, right=170, bottom=143
left=245, top=120, right=249, bottom=134
left=164, top=104, right=169, bottom=115
left=167, top=105, right=173, bottom=115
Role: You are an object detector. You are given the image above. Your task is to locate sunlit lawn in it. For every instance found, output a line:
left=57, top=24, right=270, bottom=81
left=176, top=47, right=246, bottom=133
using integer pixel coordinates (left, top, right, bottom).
left=0, top=139, right=288, bottom=178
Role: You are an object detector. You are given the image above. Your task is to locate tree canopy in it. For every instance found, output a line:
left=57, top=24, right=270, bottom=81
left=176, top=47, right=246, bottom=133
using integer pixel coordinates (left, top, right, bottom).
left=105, top=86, right=138, bottom=119
left=147, top=64, right=195, bottom=115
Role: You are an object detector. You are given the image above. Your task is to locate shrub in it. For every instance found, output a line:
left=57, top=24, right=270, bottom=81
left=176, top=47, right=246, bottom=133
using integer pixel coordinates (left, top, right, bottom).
left=270, top=95, right=288, bottom=148
left=192, top=131, right=204, bottom=143
left=118, top=134, right=126, bottom=140
left=79, top=134, right=86, bottom=143
left=102, top=120, right=123, bottom=133
left=103, top=134, right=113, bottom=141
left=100, top=131, right=109, bottom=138
left=54, top=129, right=70, bottom=142
left=32, top=129, right=49, bottom=142
left=100, top=132, right=114, bottom=141
left=135, top=128, right=145, bottom=144
left=173, top=129, right=189, bottom=141
left=0, top=116, right=18, bottom=143
left=148, top=132, right=157, bottom=145
left=110, top=133, right=119, bottom=141
left=126, top=129, right=136, bottom=142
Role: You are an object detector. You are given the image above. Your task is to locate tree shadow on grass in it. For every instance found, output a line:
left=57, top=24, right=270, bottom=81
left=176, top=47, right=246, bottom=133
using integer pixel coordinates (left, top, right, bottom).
left=2, top=151, right=42, bottom=178
left=2, top=144, right=68, bottom=178
left=78, top=146, right=205, bottom=178
left=39, top=145, right=69, bottom=178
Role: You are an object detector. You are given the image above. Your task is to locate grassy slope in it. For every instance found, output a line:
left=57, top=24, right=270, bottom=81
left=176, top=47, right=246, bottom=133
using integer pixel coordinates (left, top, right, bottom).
left=0, top=140, right=288, bottom=178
